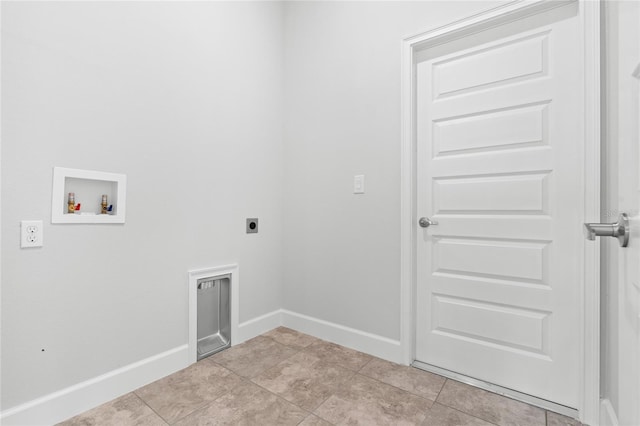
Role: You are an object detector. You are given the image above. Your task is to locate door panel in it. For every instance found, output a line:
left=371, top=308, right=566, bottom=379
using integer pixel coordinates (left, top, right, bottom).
left=431, top=295, right=549, bottom=355
left=434, top=173, right=549, bottom=214
left=433, top=33, right=548, bottom=99
left=415, top=4, right=583, bottom=407
left=433, top=103, right=548, bottom=156
left=433, top=237, right=547, bottom=282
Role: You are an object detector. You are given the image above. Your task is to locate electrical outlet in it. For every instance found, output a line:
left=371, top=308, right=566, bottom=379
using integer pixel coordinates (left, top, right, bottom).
left=21, top=220, right=43, bottom=248
left=246, top=218, right=259, bottom=234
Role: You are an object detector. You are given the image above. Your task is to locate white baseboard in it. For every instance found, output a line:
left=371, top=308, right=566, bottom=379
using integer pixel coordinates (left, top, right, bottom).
left=235, top=308, right=403, bottom=363
left=0, top=345, right=189, bottom=426
left=600, top=399, right=619, bottom=426
left=0, top=308, right=284, bottom=426
left=236, top=309, right=283, bottom=343
left=281, top=309, right=403, bottom=364
left=0, top=309, right=401, bottom=426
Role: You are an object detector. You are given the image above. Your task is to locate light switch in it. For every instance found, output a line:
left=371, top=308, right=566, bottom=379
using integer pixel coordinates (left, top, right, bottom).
left=354, top=175, right=365, bottom=194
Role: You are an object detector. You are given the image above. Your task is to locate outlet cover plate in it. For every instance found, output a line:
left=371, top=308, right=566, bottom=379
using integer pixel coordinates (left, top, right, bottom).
left=21, top=220, right=43, bottom=248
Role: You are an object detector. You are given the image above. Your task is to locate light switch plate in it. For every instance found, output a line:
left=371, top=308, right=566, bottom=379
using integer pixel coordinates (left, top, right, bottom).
left=354, top=175, right=365, bottom=194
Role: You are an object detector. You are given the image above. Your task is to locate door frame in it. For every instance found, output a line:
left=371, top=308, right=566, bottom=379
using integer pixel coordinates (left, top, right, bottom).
left=635, top=59, right=640, bottom=426
left=399, top=1, right=600, bottom=423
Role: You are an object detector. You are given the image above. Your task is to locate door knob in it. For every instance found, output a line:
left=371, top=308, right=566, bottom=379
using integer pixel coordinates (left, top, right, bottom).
left=419, top=217, right=438, bottom=228
left=584, top=213, right=629, bottom=247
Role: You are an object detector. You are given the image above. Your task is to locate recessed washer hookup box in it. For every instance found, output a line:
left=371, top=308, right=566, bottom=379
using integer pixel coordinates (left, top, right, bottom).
left=197, top=274, right=231, bottom=360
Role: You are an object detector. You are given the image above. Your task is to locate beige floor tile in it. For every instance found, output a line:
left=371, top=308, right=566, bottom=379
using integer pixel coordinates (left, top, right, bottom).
left=173, top=381, right=308, bottom=426
left=422, top=403, right=494, bottom=426
left=252, top=350, right=356, bottom=411
left=302, top=340, right=371, bottom=372
left=360, top=358, right=446, bottom=401
left=314, top=374, right=431, bottom=425
left=437, top=380, right=545, bottom=426
left=210, top=336, right=298, bottom=378
left=61, top=333, right=567, bottom=426
left=298, top=414, right=334, bottom=426
left=546, top=411, right=582, bottom=426
left=263, top=327, right=320, bottom=349
left=57, top=393, right=166, bottom=426
left=135, top=359, right=243, bottom=424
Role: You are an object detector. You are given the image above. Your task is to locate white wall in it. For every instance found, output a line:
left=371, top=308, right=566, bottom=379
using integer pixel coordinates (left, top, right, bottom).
left=1, top=0, right=520, bottom=418
left=282, top=1, right=504, bottom=341
left=1, top=1, right=284, bottom=410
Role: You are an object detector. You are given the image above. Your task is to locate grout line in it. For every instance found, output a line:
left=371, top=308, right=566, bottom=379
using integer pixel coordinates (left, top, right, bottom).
left=135, top=360, right=247, bottom=425
left=432, top=401, right=501, bottom=426
left=307, top=368, right=358, bottom=420
left=434, top=377, right=447, bottom=403
left=208, top=342, right=303, bottom=379
left=248, top=358, right=350, bottom=414
left=352, top=371, right=435, bottom=406
left=131, top=392, right=170, bottom=425
left=432, top=379, right=496, bottom=425
left=246, top=377, right=322, bottom=423
left=434, top=380, right=538, bottom=426
left=248, top=331, right=345, bottom=424
left=336, top=370, right=435, bottom=426
left=164, top=376, right=248, bottom=425
left=357, top=356, right=374, bottom=373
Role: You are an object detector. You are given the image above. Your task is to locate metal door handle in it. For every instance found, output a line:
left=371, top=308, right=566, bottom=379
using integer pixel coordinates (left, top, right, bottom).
left=584, top=213, right=629, bottom=247
left=419, top=217, right=438, bottom=228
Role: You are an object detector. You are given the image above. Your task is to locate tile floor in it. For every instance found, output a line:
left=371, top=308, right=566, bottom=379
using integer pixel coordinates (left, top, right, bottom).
left=59, top=327, right=582, bottom=426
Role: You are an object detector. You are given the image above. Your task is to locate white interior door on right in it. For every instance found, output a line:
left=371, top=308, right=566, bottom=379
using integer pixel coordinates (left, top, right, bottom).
left=610, top=1, right=640, bottom=424
left=415, top=3, right=586, bottom=408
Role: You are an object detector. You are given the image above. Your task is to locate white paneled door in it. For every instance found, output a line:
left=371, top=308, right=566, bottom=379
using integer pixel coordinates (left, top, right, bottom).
left=415, top=4, right=585, bottom=408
